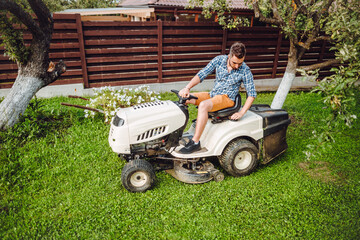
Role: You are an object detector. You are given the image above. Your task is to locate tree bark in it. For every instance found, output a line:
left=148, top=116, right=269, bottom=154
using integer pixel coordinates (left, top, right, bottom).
left=271, top=43, right=298, bottom=109
left=0, top=0, right=66, bottom=129
left=0, top=75, right=45, bottom=129
left=270, top=69, right=297, bottom=109
left=0, top=59, right=66, bottom=129
left=0, top=0, right=66, bottom=130
left=300, top=59, right=341, bottom=71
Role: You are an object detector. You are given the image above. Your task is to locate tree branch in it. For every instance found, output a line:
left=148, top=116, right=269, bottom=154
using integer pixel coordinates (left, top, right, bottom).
left=299, top=59, right=341, bottom=71
left=289, top=5, right=303, bottom=41
left=60, top=102, right=104, bottom=114
left=0, top=0, right=43, bottom=37
left=293, top=0, right=307, bottom=14
left=252, top=0, right=283, bottom=26
left=44, top=60, right=66, bottom=85
left=298, top=35, right=329, bottom=50
left=301, top=0, right=334, bottom=50
left=270, top=0, right=283, bottom=22
left=0, top=13, right=31, bottom=64
left=27, top=0, right=53, bottom=34
left=313, top=36, right=331, bottom=42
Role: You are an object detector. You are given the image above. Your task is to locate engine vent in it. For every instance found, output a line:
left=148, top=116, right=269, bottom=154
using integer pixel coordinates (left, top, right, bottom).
left=137, top=126, right=167, bottom=141
left=133, top=101, right=164, bottom=110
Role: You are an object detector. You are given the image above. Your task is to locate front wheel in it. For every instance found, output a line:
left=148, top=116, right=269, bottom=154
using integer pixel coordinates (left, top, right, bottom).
left=121, top=159, right=156, bottom=192
left=218, top=139, right=259, bottom=177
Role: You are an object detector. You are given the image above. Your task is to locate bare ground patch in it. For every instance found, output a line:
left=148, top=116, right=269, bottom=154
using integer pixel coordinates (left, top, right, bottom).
left=298, top=161, right=343, bottom=184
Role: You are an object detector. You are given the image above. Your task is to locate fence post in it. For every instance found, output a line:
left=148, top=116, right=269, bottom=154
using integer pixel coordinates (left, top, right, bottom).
left=75, top=14, right=89, bottom=88
left=272, top=30, right=282, bottom=78
left=221, top=29, right=228, bottom=54
left=318, top=40, right=326, bottom=62
left=157, top=19, right=163, bottom=83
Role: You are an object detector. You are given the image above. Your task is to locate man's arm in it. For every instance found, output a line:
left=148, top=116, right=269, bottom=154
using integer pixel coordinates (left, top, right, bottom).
left=179, top=56, right=220, bottom=98
left=231, top=63, right=256, bottom=120
left=230, top=96, right=255, bottom=120
left=179, top=75, right=201, bottom=98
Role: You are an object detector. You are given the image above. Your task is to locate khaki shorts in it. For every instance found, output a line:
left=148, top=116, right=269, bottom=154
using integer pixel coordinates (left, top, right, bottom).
left=191, top=92, right=235, bottom=112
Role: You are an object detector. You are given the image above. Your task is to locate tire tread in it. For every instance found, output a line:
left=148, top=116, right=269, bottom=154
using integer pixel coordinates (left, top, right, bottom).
left=121, top=159, right=156, bottom=192
left=218, top=139, right=258, bottom=177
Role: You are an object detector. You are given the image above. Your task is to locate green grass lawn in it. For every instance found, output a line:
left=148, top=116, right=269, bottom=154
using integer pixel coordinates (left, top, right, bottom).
left=1, top=91, right=359, bottom=239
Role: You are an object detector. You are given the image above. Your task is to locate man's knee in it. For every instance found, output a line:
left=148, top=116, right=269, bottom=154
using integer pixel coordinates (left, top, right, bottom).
left=198, top=99, right=213, bottom=112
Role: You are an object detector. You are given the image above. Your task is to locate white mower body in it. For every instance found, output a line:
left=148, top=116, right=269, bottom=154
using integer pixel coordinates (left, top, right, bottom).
left=109, top=100, right=186, bottom=154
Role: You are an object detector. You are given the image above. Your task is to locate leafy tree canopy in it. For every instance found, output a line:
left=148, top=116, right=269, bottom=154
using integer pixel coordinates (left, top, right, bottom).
left=44, top=0, right=117, bottom=12
left=0, top=0, right=116, bottom=64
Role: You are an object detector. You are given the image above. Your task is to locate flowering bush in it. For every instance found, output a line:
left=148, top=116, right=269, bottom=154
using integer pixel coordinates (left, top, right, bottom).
left=84, top=85, right=161, bottom=123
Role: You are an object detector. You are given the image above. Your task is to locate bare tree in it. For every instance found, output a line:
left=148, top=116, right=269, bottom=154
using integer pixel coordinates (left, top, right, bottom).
left=0, top=0, right=66, bottom=129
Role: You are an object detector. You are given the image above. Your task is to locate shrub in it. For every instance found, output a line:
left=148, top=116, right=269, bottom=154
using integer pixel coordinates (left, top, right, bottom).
left=84, top=85, right=161, bottom=123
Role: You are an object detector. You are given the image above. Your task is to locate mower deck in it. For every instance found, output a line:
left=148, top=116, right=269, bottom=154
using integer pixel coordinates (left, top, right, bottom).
left=165, top=160, right=224, bottom=184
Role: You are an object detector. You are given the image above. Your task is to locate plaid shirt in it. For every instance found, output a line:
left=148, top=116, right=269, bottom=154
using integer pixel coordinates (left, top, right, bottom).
left=197, top=55, right=257, bottom=101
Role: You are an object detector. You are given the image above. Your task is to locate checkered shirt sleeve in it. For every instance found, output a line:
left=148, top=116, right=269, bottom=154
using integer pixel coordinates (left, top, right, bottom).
left=197, top=56, right=220, bottom=82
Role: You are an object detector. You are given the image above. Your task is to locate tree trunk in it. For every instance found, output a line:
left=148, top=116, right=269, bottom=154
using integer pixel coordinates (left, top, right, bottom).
left=271, top=43, right=299, bottom=109
left=0, top=74, right=45, bottom=129
left=270, top=68, right=297, bottom=109
left=0, top=0, right=67, bottom=130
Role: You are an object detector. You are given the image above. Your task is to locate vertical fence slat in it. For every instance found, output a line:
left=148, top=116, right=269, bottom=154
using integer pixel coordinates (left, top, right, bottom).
left=157, top=20, right=163, bottom=83
left=221, top=29, right=228, bottom=54
left=318, top=40, right=326, bottom=62
left=75, top=14, right=89, bottom=88
left=272, top=30, right=282, bottom=78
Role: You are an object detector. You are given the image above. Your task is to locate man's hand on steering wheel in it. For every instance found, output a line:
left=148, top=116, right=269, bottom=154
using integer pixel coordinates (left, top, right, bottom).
left=171, top=89, right=197, bottom=105
left=179, top=87, right=190, bottom=98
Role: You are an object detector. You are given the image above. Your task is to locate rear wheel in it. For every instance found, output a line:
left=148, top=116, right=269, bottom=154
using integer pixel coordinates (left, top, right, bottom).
left=219, top=139, right=259, bottom=177
left=121, top=159, right=156, bottom=192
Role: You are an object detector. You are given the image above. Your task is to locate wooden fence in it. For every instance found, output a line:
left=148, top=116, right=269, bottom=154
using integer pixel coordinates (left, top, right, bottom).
left=0, top=13, right=335, bottom=89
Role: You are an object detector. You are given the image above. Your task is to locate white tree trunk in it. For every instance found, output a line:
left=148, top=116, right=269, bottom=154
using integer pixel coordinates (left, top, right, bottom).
left=270, top=71, right=296, bottom=109
left=0, top=75, right=44, bottom=129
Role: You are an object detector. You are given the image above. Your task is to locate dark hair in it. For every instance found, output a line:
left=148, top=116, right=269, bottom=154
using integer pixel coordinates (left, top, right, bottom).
left=229, top=42, right=246, bottom=59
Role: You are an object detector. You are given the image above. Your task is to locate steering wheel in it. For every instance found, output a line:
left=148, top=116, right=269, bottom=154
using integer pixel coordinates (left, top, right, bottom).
left=171, top=89, right=198, bottom=104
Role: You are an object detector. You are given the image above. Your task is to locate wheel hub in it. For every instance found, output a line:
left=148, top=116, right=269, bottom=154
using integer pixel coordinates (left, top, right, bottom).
left=130, top=171, right=148, bottom=187
left=234, top=151, right=252, bottom=170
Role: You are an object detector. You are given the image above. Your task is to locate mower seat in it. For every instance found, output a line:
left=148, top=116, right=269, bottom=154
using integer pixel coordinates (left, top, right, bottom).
left=208, top=94, right=242, bottom=118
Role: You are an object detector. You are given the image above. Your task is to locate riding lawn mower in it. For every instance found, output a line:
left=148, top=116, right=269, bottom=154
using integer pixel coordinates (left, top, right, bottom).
left=108, top=90, right=291, bottom=192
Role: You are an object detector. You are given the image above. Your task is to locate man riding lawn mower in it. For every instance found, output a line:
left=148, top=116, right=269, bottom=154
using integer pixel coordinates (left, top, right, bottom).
left=108, top=43, right=291, bottom=192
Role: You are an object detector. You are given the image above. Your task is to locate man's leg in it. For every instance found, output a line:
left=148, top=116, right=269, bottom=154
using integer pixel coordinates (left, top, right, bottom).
left=179, top=99, right=212, bottom=154
left=192, top=99, right=213, bottom=143
left=192, top=94, right=233, bottom=142
left=184, top=92, right=212, bottom=143
left=179, top=93, right=210, bottom=154
left=180, top=94, right=234, bottom=154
